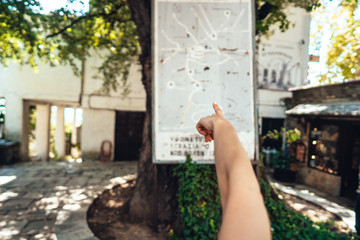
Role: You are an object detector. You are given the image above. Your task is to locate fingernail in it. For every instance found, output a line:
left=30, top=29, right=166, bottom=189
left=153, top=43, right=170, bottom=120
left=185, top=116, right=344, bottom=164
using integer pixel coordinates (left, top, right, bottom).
left=213, top=101, right=217, bottom=105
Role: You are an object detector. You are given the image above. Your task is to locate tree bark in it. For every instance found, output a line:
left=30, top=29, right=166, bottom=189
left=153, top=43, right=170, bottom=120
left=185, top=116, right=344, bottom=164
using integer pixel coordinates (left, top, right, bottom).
left=127, top=0, right=179, bottom=227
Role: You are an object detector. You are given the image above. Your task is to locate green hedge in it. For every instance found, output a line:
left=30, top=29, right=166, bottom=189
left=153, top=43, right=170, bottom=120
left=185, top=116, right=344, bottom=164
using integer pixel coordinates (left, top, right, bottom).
left=172, top=157, right=358, bottom=239
left=172, top=155, right=221, bottom=239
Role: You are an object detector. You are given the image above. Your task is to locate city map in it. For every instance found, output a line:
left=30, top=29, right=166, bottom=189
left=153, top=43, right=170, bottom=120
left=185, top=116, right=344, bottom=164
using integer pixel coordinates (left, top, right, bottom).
left=154, top=0, right=255, bottom=162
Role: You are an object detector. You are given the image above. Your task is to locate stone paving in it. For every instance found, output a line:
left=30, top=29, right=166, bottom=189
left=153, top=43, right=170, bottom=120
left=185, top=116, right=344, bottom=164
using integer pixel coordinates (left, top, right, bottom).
left=0, top=160, right=138, bottom=240
left=270, top=179, right=356, bottom=232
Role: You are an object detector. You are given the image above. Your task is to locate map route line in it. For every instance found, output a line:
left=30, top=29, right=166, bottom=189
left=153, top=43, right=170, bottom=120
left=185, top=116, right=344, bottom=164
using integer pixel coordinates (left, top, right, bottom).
left=185, top=48, right=243, bottom=67
left=160, top=48, right=182, bottom=51
left=179, top=57, right=203, bottom=129
left=215, top=9, right=231, bottom=31
left=198, top=4, right=216, bottom=39
left=160, top=30, right=181, bottom=64
left=161, top=29, right=181, bottom=49
left=190, top=7, right=213, bottom=40
left=181, top=101, right=193, bottom=125
left=224, top=9, right=244, bottom=32
left=183, top=54, right=232, bottom=67
left=172, top=13, right=199, bottom=44
left=160, top=3, right=248, bottom=127
left=167, top=7, right=247, bottom=68
left=184, top=43, right=247, bottom=67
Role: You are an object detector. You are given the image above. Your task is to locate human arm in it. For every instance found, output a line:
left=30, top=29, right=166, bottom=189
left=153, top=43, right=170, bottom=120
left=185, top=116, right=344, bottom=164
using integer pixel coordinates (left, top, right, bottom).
left=196, top=103, right=271, bottom=240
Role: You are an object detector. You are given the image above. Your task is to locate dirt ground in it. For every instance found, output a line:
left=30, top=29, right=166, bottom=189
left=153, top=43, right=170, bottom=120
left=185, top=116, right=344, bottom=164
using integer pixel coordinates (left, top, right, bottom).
left=87, top=179, right=169, bottom=240
left=87, top=180, right=352, bottom=239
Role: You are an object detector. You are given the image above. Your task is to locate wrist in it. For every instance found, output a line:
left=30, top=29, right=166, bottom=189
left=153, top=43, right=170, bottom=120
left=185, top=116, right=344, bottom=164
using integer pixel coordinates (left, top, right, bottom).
left=212, top=118, right=230, bottom=132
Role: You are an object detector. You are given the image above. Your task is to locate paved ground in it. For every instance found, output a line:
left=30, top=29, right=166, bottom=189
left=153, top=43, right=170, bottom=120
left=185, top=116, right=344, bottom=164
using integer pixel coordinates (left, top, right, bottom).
left=1, top=161, right=357, bottom=239
left=269, top=177, right=356, bottom=232
left=0, top=160, right=137, bottom=240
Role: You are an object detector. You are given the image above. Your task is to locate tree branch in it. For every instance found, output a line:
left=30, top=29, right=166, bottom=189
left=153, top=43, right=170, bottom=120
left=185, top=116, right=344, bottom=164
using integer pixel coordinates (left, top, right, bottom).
left=46, top=2, right=127, bottom=38
left=257, top=2, right=278, bottom=21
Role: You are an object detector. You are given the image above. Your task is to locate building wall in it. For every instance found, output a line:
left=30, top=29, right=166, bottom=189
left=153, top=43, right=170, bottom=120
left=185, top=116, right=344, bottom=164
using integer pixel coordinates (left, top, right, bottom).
left=0, top=51, right=145, bottom=160
left=80, top=52, right=145, bottom=160
left=291, top=80, right=360, bottom=105
left=0, top=62, right=81, bottom=102
left=257, top=7, right=311, bottom=91
left=257, top=7, right=311, bottom=122
left=4, top=95, right=24, bottom=142
left=298, top=167, right=341, bottom=196
left=81, top=108, right=116, bottom=160
left=0, top=61, right=81, bottom=158
left=258, top=89, right=292, bottom=119
left=82, top=52, right=146, bottom=111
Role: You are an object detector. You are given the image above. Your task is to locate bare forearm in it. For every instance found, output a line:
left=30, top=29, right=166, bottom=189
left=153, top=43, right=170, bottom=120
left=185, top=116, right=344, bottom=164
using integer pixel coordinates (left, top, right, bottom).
left=213, top=119, right=254, bottom=200
left=195, top=103, right=271, bottom=239
left=213, top=119, right=271, bottom=240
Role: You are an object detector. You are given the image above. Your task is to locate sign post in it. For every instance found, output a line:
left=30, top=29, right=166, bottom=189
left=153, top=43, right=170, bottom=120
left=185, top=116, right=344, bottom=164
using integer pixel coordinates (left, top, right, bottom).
left=153, top=0, right=257, bottom=164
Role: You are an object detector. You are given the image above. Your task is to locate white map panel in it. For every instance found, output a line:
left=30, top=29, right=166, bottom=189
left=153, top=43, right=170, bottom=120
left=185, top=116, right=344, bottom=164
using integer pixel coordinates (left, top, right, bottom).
left=153, top=0, right=256, bottom=163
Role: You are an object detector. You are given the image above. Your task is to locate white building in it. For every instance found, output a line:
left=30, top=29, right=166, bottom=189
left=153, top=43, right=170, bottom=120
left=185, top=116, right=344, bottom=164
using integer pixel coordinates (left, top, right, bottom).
left=257, top=7, right=311, bottom=135
left=0, top=52, right=145, bottom=161
left=0, top=7, right=311, bottom=161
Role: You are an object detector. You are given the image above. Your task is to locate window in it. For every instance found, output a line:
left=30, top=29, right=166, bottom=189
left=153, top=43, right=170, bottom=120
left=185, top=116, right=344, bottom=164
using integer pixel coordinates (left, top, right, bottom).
left=308, top=123, right=339, bottom=175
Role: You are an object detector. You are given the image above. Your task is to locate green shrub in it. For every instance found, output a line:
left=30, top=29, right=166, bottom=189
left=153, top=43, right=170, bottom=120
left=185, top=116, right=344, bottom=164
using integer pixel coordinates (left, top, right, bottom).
left=172, top=156, right=358, bottom=239
left=172, top=155, right=221, bottom=240
left=270, top=151, right=296, bottom=170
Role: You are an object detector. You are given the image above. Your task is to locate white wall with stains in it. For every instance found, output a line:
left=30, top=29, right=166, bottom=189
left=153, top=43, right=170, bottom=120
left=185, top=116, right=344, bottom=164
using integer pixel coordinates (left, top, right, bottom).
left=257, top=7, right=311, bottom=124
left=0, top=51, right=145, bottom=160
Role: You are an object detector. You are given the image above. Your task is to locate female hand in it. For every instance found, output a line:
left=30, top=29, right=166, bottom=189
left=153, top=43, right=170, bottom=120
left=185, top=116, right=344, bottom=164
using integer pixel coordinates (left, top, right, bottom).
left=196, top=103, right=224, bottom=142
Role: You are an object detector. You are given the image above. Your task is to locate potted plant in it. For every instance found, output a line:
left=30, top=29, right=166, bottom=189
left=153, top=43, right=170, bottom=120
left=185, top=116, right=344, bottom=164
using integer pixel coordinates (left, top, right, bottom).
left=271, top=151, right=297, bottom=182
left=262, top=128, right=301, bottom=182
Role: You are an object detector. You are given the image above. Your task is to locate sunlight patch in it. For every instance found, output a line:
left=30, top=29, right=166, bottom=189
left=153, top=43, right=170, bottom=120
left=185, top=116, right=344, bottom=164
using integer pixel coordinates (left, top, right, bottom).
left=292, top=203, right=305, bottom=211
left=0, top=191, right=18, bottom=201
left=0, top=176, right=16, bottom=186
left=63, top=204, right=81, bottom=211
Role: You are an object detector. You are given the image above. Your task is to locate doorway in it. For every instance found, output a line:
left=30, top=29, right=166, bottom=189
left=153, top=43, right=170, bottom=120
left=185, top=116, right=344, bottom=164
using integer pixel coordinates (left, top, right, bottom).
left=261, top=117, right=284, bottom=136
left=114, top=111, right=145, bottom=161
left=26, top=102, right=83, bottom=162
left=340, top=124, right=360, bottom=199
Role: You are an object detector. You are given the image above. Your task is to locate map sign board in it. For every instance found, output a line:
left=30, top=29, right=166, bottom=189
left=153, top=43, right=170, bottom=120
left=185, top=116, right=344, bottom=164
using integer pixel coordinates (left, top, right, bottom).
left=153, top=0, right=256, bottom=163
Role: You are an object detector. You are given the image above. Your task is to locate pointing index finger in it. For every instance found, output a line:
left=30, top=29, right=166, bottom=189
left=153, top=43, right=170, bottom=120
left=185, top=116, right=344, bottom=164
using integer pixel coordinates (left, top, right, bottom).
left=213, top=102, right=224, bottom=117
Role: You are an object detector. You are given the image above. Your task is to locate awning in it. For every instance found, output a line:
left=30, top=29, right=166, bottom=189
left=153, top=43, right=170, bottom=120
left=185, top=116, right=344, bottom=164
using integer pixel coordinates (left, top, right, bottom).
left=286, top=102, right=360, bottom=116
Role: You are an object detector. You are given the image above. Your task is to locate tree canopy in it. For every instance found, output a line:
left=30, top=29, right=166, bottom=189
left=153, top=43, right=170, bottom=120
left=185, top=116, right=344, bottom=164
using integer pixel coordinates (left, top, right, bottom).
left=1, top=0, right=320, bottom=92
left=311, top=0, right=360, bottom=83
left=1, top=0, right=139, bottom=94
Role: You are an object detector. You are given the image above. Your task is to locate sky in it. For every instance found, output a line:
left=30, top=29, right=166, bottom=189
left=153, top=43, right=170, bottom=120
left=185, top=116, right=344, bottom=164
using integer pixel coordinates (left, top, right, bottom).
left=38, top=0, right=89, bottom=14
left=307, top=0, right=346, bottom=84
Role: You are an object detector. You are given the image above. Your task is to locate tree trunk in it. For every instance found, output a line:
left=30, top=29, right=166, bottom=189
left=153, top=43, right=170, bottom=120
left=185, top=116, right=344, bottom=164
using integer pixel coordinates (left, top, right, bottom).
left=127, top=0, right=179, bottom=227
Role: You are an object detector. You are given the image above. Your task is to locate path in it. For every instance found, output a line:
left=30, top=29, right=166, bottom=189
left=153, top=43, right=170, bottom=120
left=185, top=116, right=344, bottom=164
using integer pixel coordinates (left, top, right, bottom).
left=0, top=160, right=137, bottom=240
left=270, top=180, right=356, bottom=232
